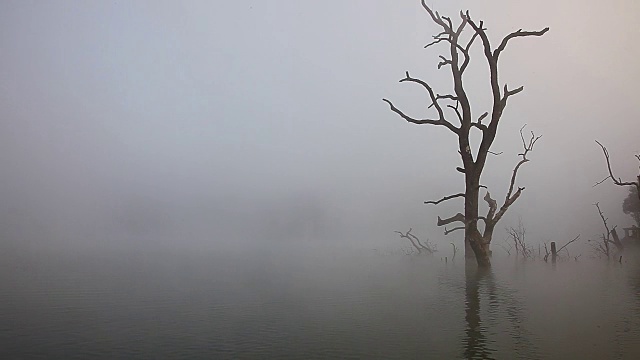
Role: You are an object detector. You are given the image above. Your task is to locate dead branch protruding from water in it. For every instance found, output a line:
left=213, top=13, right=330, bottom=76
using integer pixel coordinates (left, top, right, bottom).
left=394, top=228, right=437, bottom=254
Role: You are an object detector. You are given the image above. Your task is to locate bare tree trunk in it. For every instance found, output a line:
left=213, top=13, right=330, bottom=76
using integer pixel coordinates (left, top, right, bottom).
left=465, top=174, right=479, bottom=260
left=465, top=239, right=474, bottom=260
left=465, top=174, right=491, bottom=266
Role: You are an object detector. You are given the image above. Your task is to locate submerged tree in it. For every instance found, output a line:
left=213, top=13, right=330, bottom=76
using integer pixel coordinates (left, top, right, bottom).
left=506, top=219, right=533, bottom=259
left=588, top=202, right=623, bottom=258
left=383, top=1, right=548, bottom=267
left=394, top=228, right=437, bottom=255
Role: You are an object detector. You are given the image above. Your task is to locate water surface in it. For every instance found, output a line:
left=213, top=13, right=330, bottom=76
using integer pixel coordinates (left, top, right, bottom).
left=2, top=245, right=639, bottom=359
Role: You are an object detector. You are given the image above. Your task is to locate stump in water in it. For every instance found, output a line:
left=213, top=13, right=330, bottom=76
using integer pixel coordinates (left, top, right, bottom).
left=551, top=242, right=557, bottom=264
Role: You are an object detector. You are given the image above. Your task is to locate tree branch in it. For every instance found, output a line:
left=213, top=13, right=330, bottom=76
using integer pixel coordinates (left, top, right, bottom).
left=459, top=16, right=480, bottom=74
left=413, top=235, right=437, bottom=254
left=424, top=37, right=447, bottom=49
left=395, top=228, right=436, bottom=254
left=466, top=13, right=548, bottom=176
left=421, top=1, right=452, bottom=33
left=438, top=56, right=453, bottom=69
left=382, top=71, right=459, bottom=134
left=471, top=111, right=488, bottom=132
left=506, top=125, right=541, bottom=202
left=483, top=191, right=497, bottom=223
left=501, top=84, right=524, bottom=107
left=447, top=102, right=463, bottom=123
left=489, top=126, right=540, bottom=225
left=494, top=27, right=550, bottom=58
left=444, top=226, right=465, bottom=235
left=595, top=140, right=639, bottom=187
left=594, top=202, right=611, bottom=238
left=425, top=193, right=465, bottom=205
left=436, top=94, right=458, bottom=102
left=437, top=213, right=465, bottom=226
left=395, top=228, right=423, bottom=254
left=556, top=234, right=580, bottom=254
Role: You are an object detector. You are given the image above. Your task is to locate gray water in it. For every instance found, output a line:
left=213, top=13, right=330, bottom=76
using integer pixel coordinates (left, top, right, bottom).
left=2, top=245, right=640, bottom=359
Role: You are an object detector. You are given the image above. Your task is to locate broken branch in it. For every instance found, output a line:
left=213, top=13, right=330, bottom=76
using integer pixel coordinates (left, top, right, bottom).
left=437, top=213, right=465, bottom=226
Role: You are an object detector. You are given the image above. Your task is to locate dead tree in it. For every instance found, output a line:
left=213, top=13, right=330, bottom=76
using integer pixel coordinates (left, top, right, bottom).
left=430, top=125, right=540, bottom=263
left=383, top=2, right=548, bottom=267
left=394, top=228, right=437, bottom=254
left=595, top=141, right=640, bottom=201
left=588, top=202, right=624, bottom=258
left=506, top=219, right=532, bottom=259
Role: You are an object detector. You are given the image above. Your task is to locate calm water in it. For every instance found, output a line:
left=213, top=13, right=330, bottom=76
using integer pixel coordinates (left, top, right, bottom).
left=2, top=245, right=640, bottom=359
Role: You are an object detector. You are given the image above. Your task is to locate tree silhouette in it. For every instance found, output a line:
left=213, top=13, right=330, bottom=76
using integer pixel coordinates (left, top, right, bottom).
left=383, top=1, right=548, bottom=267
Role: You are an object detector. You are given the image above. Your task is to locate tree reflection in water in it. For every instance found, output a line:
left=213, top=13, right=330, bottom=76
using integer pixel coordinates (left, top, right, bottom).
left=462, top=263, right=542, bottom=360
left=463, top=265, right=495, bottom=359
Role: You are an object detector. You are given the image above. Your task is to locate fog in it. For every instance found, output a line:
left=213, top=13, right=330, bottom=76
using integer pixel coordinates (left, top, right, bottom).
left=2, top=1, right=640, bottom=356
left=1, top=0, right=639, bottom=257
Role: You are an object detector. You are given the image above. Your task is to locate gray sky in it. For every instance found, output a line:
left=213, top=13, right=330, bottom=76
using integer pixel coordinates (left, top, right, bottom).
left=1, top=0, right=639, bottom=251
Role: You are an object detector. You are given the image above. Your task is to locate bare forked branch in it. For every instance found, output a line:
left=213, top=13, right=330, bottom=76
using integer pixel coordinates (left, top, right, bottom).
left=595, top=140, right=640, bottom=190
left=467, top=14, right=549, bottom=63
left=395, top=228, right=421, bottom=253
left=483, top=126, right=540, bottom=225
left=419, top=5, right=479, bottom=76
left=465, top=13, right=548, bottom=132
left=421, top=1, right=453, bottom=32
left=447, top=102, right=463, bottom=123
left=438, top=55, right=453, bottom=69
left=506, top=125, right=541, bottom=200
left=472, top=112, right=489, bottom=132
left=424, top=193, right=465, bottom=205
left=495, top=28, right=550, bottom=58
left=459, top=18, right=481, bottom=73
left=501, top=84, right=524, bottom=106
left=394, top=228, right=436, bottom=254
left=382, top=71, right=459, bottom=133
left=399, top=71, right=444, bottom=118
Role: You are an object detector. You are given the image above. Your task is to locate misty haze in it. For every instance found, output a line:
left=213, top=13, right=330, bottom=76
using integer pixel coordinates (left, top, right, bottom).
left=1, top=1, right=640, bottom=359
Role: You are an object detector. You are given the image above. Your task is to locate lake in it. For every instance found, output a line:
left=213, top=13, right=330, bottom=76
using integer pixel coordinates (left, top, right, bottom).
left=2, top=244, right=640, bottom=359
